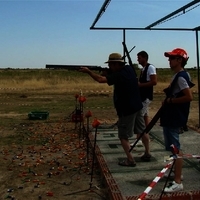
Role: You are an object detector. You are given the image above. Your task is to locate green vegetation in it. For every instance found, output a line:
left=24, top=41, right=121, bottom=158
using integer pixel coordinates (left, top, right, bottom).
left=0, top=67, right=198, bottom=80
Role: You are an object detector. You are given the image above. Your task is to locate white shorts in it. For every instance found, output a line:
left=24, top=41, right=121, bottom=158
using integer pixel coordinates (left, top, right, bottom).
left=141, top=98, right=151, bottom=117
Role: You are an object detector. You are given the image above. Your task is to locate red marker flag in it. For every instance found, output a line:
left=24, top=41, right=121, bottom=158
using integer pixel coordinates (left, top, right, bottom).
left=85, top=110, right=92, bottom=118
left=92, top=118, right=100, bottom=128
left=79, top=96, right=86, bottom=103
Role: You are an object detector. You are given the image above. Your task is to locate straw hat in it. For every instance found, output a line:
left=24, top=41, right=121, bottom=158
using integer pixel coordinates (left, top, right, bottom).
left=105, top=53, right=126, bottom=63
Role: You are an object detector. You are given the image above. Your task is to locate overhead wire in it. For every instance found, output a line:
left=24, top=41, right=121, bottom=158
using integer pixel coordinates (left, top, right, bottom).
left=154, top=3, right=200, bottom=27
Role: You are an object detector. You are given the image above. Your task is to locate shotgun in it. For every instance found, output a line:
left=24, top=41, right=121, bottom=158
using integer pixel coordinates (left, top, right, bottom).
left=122, top=42, right=137, bottom=78
left=129, top=105, right=164, bottom=152
left=46, top=64, right=109, bottom=73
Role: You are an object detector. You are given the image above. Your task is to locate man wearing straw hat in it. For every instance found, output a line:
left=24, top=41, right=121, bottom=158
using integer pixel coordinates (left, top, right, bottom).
left=79, top=52, right=151, bottom=167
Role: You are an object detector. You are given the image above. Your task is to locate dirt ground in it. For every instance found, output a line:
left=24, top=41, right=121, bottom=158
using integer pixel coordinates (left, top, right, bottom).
left=0, top=116, right=110, bottom=200
left=0, top=91, right=199, bottom=200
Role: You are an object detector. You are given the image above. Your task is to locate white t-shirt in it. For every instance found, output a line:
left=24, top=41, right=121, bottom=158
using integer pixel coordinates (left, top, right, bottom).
left=171, top=74, right=189, bottom=97
left=141, top=64, right=156, bottom=81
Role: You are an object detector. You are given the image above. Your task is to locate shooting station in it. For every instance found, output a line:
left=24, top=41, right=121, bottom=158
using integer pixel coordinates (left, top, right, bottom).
left=91, top=0, right=200, bottom=128
left=79, top=1, right=200, bottom=200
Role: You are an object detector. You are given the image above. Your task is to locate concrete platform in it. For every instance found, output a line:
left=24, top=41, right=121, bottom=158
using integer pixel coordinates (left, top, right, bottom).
left=90, top=122, right=200, bottom=200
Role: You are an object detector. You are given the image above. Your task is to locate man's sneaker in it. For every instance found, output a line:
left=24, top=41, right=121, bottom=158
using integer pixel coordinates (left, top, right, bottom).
left=136, top=140, right=143, bottom=147
left=141, top=153, right=151, bottom=162
left=164, top=181, right=183, bottom=193
left=130, top=140, right=143, bottom=147
left=163, top=169, right=183, bottom=180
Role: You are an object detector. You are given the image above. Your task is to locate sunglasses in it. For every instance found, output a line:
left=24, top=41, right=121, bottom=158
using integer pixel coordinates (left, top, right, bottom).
left=168, top=56, right=181, bottom=60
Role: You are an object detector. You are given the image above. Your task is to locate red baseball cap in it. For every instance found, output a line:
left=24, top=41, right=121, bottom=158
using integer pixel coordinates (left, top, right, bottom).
left=164, top=48, right=188, bottom=60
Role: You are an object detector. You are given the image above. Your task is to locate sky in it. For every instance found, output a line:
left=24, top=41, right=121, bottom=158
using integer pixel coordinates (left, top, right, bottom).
left=0, top=0, right=200, bottom=69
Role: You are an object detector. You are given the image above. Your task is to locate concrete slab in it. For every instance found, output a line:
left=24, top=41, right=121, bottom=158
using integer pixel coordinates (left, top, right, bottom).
left=90, top=122, right=200, bottom=200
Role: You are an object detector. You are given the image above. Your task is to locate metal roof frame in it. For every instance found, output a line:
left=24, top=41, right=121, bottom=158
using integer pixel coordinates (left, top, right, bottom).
left=90, top=0, right=200, bottom=127
left=90, top=0, right=200, bottom=31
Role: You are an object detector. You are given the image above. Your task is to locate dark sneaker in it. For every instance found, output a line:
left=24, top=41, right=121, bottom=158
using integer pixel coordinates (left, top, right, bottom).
left=118, top=159, right=136, bottom=167
left=141, top=153, right=151, bottom=162
left=183, top=125, right=188, bottom=131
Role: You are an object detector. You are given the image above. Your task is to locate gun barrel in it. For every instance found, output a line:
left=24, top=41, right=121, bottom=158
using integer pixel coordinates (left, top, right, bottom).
left=45, top=64, right=108, bottom=71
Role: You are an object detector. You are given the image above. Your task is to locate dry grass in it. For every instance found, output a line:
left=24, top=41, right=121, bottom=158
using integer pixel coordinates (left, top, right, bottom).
left=0, top=68, right=198, bottom=93
left=0, top=73, right=110, bottom=94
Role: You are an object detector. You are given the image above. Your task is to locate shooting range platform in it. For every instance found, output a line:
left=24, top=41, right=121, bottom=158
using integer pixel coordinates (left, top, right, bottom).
left=90, top=122, right=200, bottom=200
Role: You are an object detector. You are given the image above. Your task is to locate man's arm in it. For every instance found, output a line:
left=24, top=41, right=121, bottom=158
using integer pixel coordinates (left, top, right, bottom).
left=79, top=67, right=107, bottom=83
left=167, top=88, right=193, bottom=104
left=138, top=74, right=157, bottom=87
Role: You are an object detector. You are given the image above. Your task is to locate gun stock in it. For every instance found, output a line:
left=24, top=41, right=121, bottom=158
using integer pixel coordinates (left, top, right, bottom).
left=122, top=42, right=137, bottom=78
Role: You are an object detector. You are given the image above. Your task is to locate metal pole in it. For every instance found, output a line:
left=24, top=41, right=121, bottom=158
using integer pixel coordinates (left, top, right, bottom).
left=90, top=126, right=98, bottom=189
left=123, top=29, right=126, bottom=62
left=195, top=30, right=200, bottom=127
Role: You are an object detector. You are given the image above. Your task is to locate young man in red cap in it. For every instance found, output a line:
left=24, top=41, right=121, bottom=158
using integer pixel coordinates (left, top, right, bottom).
left=160, top=48, right=194, bottom=192
left=79, top=53, right=147, bottom=167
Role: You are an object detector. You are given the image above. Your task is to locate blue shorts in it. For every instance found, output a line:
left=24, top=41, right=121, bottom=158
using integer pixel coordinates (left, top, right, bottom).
left=163, top=126, right=180, bottom=151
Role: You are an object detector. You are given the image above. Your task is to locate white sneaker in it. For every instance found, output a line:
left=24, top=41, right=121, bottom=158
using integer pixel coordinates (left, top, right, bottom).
left=130, top=140, right=143, bottom=147
left=164, top=181, right=183, bottom=193
left=164, top=169, right=183, bottom=180
left=136, top=140, right=143, bottom=146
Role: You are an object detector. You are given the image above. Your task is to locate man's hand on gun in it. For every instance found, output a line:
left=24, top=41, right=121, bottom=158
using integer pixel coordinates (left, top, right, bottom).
left=79, top=66, right=108, bottom=76
left=79, top=67, right=90, bottom=73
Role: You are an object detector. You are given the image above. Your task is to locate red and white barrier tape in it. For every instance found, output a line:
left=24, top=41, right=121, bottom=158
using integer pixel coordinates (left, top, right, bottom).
left=137, top=161, right=173, bottom=200
left=138, top=152, right=200, bottom=200
left=164, top=154, right=200, bottom=162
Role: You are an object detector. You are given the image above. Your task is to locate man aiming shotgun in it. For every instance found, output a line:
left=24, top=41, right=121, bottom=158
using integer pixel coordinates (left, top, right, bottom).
left=79, top=43, right=151, bottom=166
left=79, top=52, right=141, bottom=167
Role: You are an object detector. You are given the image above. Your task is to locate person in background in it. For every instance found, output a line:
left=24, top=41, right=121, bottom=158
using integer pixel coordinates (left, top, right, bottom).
left=79, top=53, right=146, bottom=167
left=160, top=48, right=194, bottom=192
left=131, top=50, right=157, bottom=161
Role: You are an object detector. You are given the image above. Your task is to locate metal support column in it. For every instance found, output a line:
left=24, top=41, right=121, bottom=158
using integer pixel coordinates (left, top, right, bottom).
left=195, top=30, right=200, bottom=127
left=123, top=29, right=126, bottom=62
